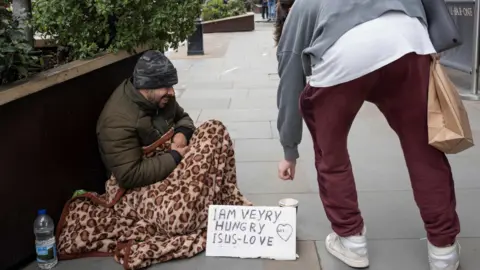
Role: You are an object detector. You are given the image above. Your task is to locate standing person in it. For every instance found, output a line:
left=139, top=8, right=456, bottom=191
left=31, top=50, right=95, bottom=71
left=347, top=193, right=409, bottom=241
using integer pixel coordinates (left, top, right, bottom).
left=274, top=0, right=461, bottom=269
left=261, top=0, right=269, bottom=20
left=267, top=0, right=276, bottom=21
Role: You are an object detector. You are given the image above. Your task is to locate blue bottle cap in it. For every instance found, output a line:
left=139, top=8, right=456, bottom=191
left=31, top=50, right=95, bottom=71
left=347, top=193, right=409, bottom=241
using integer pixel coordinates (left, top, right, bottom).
left=38, top=209, right=46, bottom=215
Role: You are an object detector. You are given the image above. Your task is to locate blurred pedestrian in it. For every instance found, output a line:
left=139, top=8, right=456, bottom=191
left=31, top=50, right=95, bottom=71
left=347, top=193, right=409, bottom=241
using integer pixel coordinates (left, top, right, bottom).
left=261, top=0, right=269, bottom=20
left=268, top=0, right=276, bottom=21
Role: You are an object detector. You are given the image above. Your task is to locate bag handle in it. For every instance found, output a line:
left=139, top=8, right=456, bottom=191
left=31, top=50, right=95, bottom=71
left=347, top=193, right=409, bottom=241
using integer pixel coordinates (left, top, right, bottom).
left=430, top=53, right=441, bottom=61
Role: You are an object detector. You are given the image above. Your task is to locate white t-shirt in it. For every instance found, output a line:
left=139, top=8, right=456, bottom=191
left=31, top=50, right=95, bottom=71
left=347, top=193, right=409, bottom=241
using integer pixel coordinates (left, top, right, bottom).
left=309, top=11, right=436, bottom=88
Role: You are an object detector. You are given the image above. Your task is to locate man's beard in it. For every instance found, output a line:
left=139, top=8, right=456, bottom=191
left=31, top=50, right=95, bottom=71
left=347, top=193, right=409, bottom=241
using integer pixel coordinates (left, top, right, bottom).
left=145, top=92, right=174, bottom=107
left=158, top=94, right=174, bottom=107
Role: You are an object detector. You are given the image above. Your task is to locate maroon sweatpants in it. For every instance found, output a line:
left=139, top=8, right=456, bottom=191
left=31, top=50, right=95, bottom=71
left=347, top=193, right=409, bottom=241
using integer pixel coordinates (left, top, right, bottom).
left=299, top=53, right=460, bottom=247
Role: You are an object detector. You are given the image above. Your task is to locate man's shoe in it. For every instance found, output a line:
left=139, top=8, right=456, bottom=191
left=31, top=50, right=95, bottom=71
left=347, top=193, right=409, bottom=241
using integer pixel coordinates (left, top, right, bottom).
left=428, top=241, right=460, bottom=270
left=325, top=227, right=369, bottom=268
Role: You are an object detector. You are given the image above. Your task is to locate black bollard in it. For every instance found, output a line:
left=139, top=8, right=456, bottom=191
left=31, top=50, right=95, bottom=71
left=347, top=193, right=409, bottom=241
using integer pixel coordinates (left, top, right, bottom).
left=187, top=18, right=205, bottom=56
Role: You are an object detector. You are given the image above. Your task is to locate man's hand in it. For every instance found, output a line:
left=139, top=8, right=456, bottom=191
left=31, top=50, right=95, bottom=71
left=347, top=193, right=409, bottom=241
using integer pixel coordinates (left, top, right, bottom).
left=172, top=133, right=188, bottom=148
left=171, top=143, right=190, bottom=157
left=278, top=159, right=296, bottom=180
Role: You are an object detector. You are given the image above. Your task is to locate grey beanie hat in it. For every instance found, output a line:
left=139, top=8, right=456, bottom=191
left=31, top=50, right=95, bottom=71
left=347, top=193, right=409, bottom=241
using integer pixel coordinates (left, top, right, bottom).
left=133, top=50, right=178, bottom=89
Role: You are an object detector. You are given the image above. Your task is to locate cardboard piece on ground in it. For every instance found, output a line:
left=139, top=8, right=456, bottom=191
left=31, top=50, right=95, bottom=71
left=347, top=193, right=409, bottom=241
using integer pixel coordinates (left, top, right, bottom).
left=206, top=205, right=297, bottom=260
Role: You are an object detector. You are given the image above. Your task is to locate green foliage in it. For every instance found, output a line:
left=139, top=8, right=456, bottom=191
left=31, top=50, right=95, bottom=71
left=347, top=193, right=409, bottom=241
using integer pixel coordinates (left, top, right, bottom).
left=0, top=7, right=41, bottom=86
left=202, top=0, right=247, bottom=21
left=243, top=0, right=255, bottom=11
left=32, top=0, right=202, bottom=60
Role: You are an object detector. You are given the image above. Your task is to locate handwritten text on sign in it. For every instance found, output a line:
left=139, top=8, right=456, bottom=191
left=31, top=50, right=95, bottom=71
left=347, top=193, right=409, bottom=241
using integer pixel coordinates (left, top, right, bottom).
left=206, top=205, right=296, bottom=260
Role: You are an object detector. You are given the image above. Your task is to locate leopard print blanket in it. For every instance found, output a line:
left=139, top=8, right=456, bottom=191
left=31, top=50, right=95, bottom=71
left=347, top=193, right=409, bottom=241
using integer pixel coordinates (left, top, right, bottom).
left=56, top=120, right=252, bottom=269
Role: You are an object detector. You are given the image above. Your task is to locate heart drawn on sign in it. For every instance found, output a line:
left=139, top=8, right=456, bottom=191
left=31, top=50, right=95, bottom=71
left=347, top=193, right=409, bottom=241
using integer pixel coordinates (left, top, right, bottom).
left=276, top=224, right=293, bottom=242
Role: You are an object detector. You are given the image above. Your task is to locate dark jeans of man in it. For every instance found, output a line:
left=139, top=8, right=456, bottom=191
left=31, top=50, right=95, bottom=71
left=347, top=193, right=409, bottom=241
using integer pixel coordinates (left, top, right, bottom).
left=299, top=53, right=460, bottom=247
left=262, top=5, right=269, bottom=19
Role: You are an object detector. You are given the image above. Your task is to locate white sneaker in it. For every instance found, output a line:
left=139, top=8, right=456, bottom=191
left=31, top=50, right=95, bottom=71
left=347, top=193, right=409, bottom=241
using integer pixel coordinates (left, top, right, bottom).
left=428, top=241, right=460, bottom=270
left=325, top=226, right=369, bottom=268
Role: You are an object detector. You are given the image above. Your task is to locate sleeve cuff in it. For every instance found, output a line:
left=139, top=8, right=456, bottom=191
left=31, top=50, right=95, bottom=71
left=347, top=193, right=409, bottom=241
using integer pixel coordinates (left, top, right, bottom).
left=170, top=150, right=182, bottom=165
left=283, top=145, right=299, bottom=161
left=174, top=126, right=194, bottom=141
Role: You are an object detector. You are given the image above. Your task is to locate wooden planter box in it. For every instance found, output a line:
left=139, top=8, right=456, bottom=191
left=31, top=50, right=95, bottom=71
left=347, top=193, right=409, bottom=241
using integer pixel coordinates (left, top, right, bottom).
left=0, top=50, right=145, bottom=269
left=202, top=12, right=255, bottom=33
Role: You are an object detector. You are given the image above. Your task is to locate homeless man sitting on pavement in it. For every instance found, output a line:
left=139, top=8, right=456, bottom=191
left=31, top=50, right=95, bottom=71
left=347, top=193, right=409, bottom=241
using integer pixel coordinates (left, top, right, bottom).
left=55, top=50, right=252, bottom=269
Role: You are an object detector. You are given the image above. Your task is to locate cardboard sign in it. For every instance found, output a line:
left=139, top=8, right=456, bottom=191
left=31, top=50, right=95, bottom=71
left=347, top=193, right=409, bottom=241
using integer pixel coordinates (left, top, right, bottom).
left=206, top=205, right=296, bottom=260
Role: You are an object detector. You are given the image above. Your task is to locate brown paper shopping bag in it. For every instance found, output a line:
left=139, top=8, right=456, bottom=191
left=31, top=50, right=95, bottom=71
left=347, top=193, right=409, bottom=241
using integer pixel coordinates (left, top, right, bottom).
left=428, top=55, right=474, bottom=154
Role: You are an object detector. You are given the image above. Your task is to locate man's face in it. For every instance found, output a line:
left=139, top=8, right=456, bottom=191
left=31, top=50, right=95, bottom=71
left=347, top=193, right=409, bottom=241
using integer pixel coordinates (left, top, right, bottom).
left=141, top=87, right=175, bottom=108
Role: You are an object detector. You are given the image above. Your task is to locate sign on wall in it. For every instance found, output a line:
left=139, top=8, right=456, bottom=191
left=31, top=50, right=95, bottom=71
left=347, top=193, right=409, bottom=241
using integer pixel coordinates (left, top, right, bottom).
left=206, top=205, right=297, bottom=260
left=441, top=1, right=475, bottom=73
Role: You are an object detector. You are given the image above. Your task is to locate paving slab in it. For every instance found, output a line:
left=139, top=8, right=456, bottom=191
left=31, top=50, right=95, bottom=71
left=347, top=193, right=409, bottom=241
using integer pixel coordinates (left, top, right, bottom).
left=187, top=110, right=201, bottom=123
left=177, top=98, right=231, bottom=110
left=177, top=73, right=224, bottom=85
left=229, top=97, right=278, bottom=109
left=237, top=161, right=318, bottom=194
left=23, top=257, right=122, bottom=270
left=218, top=69, right=277, bottom=82
left=316, top=238, right=480, bottom=270
left=181, top=81, right=235, bottom=90
left=167, top=33, right=232, bottom=61
left=466, top=100, right=480, bottom=111
left=24, top=241, right=321, bottom=270
left=234, top=80, right=280, bottom=89
left=234, top=139, right=285, bottom=162
left=198, top=109, right=278, bottom=122
left=181, top=89, right=249, bottom=99
left=447, top=155, right=480, bottom=189
left=232, top=134, right=314, bottom=163
left=223, top=121, right=273, bottom=139
left=270, top=121, right=311, bottom=140
left=264, top=241, right=322, bottom=270
left=248, top=89, right=278, bottom=98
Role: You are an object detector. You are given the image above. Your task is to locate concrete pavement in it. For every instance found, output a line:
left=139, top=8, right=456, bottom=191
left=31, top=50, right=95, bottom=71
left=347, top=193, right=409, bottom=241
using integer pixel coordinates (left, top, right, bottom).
left=25, top=19, right=480, bottom=270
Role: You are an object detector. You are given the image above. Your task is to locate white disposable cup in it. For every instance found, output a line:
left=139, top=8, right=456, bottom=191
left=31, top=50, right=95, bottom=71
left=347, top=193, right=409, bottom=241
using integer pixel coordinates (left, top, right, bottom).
left=278, top=198, right=299, bottom=213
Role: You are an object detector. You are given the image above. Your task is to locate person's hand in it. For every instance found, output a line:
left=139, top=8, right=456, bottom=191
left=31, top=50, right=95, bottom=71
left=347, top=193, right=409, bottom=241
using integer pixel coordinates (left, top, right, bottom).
left=171, top=143, right=190, bottom=157
left=172, top=133, right=187, bottom=148
left=278, top=159, right=296, bottom=180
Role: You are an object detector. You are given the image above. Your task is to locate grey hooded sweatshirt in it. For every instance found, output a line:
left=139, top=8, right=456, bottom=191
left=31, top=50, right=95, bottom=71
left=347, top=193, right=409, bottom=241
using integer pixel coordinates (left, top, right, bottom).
left=276, top=0, right=427, bottom=160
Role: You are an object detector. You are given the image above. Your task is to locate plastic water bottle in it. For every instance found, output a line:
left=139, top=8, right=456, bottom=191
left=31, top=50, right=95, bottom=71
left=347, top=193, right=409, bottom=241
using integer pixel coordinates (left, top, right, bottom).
left=34, top=209, right=58, bottom=269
